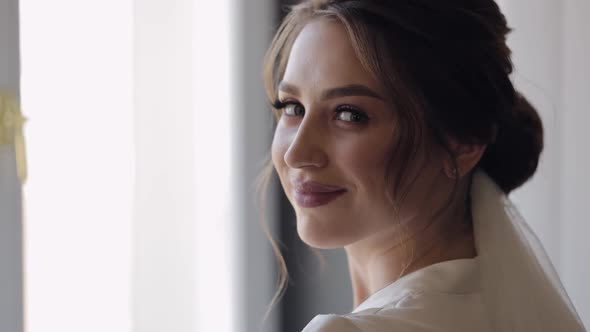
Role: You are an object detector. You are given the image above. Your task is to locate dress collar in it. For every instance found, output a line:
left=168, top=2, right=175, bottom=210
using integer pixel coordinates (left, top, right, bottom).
left=352, top=256, right=480, bottom=313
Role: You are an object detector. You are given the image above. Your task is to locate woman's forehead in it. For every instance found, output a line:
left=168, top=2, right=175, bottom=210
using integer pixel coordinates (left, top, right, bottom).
left=281, top=19, right=382, bottom=97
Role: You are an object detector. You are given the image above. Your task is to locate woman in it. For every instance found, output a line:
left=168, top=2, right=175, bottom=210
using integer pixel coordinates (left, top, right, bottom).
left=259, top=0, right=586, bottom=331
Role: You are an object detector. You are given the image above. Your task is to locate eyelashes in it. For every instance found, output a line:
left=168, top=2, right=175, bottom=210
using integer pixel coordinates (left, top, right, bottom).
left=271, top=99, right=370, bottom=124
left=272, top=99, right=305, bottom=117
left=270, top=99, right=290, bottom=110
left=334, top=104, right=370, bottom=123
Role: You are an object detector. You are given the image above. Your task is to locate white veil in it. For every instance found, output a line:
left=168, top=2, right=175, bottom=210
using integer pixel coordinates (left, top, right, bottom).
left=471, top=170, right=586, bottom=331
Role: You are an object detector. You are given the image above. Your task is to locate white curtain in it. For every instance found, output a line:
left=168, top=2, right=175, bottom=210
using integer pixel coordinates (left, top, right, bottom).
left=20, top=0, right=277, bottom=331
left=498, top=0, right=590, bottom=327
left=20, top=0, right=134, bottom=331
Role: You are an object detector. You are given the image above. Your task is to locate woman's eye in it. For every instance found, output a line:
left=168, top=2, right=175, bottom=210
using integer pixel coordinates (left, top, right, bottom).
left=284, top=103, right=305, bottom=116
left=335, top=106, right=369, bottom=123
left=271, top=99, right=305, bottom=117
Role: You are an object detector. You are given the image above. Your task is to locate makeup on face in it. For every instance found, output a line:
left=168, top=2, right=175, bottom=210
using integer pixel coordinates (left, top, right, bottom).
left=270, top=19, right=401, bottom=248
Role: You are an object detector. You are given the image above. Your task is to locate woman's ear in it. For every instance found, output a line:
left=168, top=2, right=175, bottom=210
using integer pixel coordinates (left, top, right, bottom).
left=442, top=140, right=487, bottom=179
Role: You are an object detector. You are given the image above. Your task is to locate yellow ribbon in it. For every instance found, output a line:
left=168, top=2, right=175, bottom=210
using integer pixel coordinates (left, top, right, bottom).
left=0, top=91, right=28, bottom=185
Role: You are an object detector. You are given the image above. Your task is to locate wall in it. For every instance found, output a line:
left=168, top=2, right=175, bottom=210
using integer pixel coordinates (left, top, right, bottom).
left=561, top=0, right=590, bottom=325
left=0, top=0, right=24, bottom=331
left=234, top=0, right=280, bottom=331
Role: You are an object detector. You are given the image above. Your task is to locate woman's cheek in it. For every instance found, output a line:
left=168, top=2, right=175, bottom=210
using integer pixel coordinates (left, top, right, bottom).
left=343, top=141, right=389, bottom=197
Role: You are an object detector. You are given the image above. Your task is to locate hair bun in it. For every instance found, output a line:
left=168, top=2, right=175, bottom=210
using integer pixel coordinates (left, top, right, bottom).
left=479, top=93, right=544, bottom=193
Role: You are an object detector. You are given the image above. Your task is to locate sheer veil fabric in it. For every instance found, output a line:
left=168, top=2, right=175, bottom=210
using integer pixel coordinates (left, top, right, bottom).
left=472, top=170, right=586, bottom=331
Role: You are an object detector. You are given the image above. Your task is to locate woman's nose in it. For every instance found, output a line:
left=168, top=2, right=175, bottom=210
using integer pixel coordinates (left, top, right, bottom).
left=283, top=117, right=328, bottom=169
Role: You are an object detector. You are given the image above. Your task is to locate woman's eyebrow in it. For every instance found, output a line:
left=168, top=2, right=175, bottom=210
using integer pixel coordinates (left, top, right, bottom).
left=322, top=84, right=385, bottom=101
left=278, top=82, right=385, bottom=101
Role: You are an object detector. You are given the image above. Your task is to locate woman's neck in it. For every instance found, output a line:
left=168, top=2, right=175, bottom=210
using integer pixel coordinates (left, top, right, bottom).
left=345, top=207, right=477, bottom=309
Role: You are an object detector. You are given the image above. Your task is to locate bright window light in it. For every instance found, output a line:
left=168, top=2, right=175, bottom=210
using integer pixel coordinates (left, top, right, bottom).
left=21, top=0, right=238, bottom=330
left=194, top=1, right=237, bottom=332
left=20, top=1, right=134, bottom=331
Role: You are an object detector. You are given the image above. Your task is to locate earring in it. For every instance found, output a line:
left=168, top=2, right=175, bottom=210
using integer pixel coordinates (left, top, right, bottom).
left=445, top=165, right=459, bottom=179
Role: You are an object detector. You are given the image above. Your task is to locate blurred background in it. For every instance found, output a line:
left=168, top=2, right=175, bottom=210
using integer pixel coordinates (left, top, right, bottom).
left=0, top=0, right=588, bottom=331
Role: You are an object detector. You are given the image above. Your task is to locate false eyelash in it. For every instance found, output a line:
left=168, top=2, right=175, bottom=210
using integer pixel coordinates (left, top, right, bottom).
left=270, top=99, right=295, bottom=110
left=335, top=105, right=370, bottom=122
left=336, top=104, right=358, bottom=111
left=269, top=99, right=281, bottom=109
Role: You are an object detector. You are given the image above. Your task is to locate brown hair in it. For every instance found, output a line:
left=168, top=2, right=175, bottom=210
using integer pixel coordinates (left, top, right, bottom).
left=257, top=0, right=543, bottom=323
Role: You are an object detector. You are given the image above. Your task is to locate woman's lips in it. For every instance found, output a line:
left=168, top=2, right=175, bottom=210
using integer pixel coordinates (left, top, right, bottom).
left=292, top=180, right=347, bottom=208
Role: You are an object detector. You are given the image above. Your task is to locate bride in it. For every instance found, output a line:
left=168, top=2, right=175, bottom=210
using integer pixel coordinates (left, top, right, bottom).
left=259, top=0, right=586, bottom=331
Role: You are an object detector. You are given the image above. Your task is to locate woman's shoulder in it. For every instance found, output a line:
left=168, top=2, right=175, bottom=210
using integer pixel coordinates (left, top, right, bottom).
left=300, top=310, right=439, bottom=332
left=301, top=314, right=360, bottom=332
left=301, top=298, right=444, bottom=332
left=301, top=291, right=491, bottom=332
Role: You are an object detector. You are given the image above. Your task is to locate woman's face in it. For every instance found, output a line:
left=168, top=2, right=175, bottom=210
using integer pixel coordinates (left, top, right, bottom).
left=271, top=19, right=442, bottom=249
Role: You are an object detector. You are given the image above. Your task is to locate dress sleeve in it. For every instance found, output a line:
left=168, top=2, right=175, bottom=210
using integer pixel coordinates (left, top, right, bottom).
left=301, top=314, right=362, bottom=332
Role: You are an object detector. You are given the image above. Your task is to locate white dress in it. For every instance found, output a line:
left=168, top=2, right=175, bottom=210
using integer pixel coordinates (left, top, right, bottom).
left=301, top=257, right=492, bottom=332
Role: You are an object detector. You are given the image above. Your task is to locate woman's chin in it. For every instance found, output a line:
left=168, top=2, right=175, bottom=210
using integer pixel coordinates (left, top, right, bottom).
left=295, top=216, right=353, bottom=249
